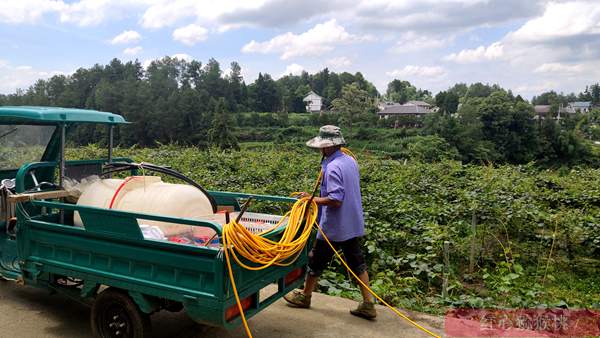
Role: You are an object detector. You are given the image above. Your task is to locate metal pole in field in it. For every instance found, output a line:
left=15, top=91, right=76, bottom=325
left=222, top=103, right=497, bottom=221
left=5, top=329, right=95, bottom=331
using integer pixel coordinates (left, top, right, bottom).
left=442, top=241, right=450, bottom=300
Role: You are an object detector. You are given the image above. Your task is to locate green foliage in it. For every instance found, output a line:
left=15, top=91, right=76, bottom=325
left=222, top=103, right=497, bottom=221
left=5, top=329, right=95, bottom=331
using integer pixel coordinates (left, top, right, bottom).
left=208, top=98, right=239, bottom=150
left=248, top=73, right=279, bottom=112
left=1, top=57, right=381, bottom=147
left=3, top=56, right=600, bottom=168
left=423, top=91, right=598, bottom=166
left=385, top=79, right=432, bottom=104
left=435, top=91, right=459, bottom=115
left=331, top=83, right=377, bottom=131
left=578, top=108, right=600, bottom=141
left=478, top=92, right=537, bottom=163
left=405, top=136, right=460, bottom=162
left=67, top=145, right=600, bottom=313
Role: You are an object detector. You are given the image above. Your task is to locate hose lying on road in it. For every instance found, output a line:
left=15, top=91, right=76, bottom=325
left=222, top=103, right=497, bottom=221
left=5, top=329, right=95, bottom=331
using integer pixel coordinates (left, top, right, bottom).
left=222, top=148, right=441, bottom=338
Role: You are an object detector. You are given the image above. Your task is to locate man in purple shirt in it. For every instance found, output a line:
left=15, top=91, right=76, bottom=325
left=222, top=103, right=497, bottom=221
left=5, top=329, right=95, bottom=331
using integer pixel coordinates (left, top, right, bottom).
left=284, top=125, right=376, bottom=320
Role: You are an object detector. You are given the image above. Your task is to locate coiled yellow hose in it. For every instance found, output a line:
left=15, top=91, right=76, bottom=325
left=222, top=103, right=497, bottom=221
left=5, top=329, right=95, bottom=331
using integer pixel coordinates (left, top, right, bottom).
left=221, top=148, right=441, bottom=338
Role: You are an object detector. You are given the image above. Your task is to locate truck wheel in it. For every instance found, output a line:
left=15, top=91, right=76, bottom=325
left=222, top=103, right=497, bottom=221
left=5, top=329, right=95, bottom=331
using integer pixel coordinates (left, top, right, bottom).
left=91, top=288, right=151, bottom=338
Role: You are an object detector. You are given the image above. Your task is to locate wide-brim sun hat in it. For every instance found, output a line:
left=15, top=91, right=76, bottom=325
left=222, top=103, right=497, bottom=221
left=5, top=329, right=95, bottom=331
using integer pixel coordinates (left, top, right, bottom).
left=306, top=125, right=346, bottom=148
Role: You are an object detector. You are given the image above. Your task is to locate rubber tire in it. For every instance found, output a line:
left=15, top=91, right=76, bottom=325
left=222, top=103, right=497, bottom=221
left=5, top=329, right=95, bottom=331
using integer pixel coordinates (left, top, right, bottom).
left=91, top=288, right=151, bottom=338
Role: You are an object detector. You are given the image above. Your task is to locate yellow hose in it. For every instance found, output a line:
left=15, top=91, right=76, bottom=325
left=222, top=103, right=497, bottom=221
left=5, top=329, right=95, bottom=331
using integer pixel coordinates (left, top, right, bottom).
left=222, top=197, right=318, bottom=338
left=222, top=148, right=440, bottom=338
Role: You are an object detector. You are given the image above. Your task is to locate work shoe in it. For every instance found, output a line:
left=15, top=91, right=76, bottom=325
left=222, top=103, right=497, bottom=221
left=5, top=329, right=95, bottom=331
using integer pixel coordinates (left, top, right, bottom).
left=350, top=301, right=377, bottom=320
left=283, top=290, right=311, bottom=308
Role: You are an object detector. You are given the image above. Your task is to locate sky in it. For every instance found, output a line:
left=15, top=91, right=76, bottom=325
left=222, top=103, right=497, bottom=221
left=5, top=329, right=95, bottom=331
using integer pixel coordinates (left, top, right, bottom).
left=1, top=0, right=599, bottom=99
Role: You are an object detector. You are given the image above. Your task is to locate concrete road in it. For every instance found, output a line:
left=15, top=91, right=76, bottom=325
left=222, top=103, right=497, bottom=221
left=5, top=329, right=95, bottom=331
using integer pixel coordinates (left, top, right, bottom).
left=0, top=279, right=443, bottom=338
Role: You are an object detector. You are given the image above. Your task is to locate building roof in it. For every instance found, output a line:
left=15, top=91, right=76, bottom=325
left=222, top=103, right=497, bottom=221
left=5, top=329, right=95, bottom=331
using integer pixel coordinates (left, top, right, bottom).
left=377, top=103, right=431, bottom=115
left=303, top=91, right=322, bottom=101
left=0, top=106, right=127, bottom=125
left=569, top=101, right=591, bottom=108
left=534, top=105, right=551, bottom=114
left=406, top=100, right=432, bottom=107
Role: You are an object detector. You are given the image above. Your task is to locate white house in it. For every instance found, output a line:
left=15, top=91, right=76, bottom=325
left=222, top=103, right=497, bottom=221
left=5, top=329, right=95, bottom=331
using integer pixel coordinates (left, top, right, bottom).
left=557, top=101, right=592, bottom=119
left=568, top=101, right=592, bottom=113
left=303, top=91, right=323, bottom=113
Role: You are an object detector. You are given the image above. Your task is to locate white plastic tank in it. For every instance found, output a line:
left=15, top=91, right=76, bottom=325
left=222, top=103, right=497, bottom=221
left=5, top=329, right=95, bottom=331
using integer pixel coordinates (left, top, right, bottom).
left=74, top=176, right=215, bottom=238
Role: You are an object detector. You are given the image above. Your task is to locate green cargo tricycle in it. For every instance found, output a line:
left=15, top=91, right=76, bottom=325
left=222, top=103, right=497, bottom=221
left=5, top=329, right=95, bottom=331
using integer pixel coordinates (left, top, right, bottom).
left=0, top=106, right=311, bottom=337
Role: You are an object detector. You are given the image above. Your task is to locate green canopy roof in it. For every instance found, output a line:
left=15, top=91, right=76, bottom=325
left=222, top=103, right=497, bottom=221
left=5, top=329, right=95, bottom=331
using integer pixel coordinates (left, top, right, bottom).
left=0, top=106, right=127, bottom=125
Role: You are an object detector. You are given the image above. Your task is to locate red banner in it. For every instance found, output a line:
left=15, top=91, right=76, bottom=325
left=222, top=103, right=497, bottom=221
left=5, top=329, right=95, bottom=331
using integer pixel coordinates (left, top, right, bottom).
left=445, top=308, right=600, bottom=337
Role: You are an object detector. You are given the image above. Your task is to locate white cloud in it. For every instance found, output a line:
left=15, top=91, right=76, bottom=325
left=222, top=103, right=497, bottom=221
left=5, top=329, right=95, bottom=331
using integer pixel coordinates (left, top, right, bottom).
left=0, top=0, right=152, bottom=26
left=281, top=63, right=304, bottom=77
left=0, top=61, right=67, bottom=93
left=59, top=0, right=150, bottom=26
left=216, top=23, right=244, bottom=33
left=0, top=0, right=545, bottom=33
left=444, top=42, right=504, bottom=63
left=111, top=30, right=141, bottom=45
left=140, top=0, right=198, bottom=29
left=0, top=0, right=64, bottom=24
left=140, top=0, right=265, bottom=29
left=219, top=0, right=544, bottom=36
left=172, top=24, right=208, bottom=46
left=242, top=19, right=369, bottom=60
left=390, top=32, right=450, bottom=53
left=137, top=0, right=543, bottom=35
left=2, top=0, right=600, bottom=100
left=353, top=0, right=544, bottom=34
left=497, top=1, right=600, bottom=67
left=509, top=1, right=600, bottom=43
left=218, top=0, right=344, bottom=28
left=327, top=56, right=352, bottom=68
left=171, top=53, right=193, bottom=62
left=386, top=65, right=446, bottom=78
left=433, top=0, right=600, bottom=91
left=534, top=62, right=584, bottom=74
left=515, top=81, right=559, bottom=94
left=58, top=0, right=110, bottom=26
left=123, top=46, right=143, bottom=55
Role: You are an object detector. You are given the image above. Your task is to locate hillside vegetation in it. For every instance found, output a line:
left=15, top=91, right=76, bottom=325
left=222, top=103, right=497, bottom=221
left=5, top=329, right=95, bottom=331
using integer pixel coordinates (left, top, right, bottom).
left=3, top=57, right=600, bottom=167
left=70, top=145, right=600, bottom=313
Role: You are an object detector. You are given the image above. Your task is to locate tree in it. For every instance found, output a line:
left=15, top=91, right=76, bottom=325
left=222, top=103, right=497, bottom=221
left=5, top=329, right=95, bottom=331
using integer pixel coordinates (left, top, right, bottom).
left=537, top=118, right=592, bottom=166
left=227, top=61, right=244, bottom=110
left=386, top=79, right=417, bottom=104
left=251, top=73, right=279, bottom=112
left=444, top=92, right=459, bottom=115
left=465, top=82, right=499, bottom=98
left=424, top=99, right=497, bottom=163
left=208, top=98, right=239, bottom=150
left=202, top=58, right=225, bottom=99
left=331, top=83, right=376, bottom=131
left=479, top=92, right=536, bottom=163
left=435, top=91, right=459, bottom=115
left=590, top=83, right=600, bottom=105
left=579, top=86, right=592, bottom=102
left=447, top=83, right=468, bottom=98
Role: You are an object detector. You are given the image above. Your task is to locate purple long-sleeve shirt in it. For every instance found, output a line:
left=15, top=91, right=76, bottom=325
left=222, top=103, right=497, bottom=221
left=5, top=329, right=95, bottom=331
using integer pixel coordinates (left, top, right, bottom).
left=317, top=149, right=365, bottom=242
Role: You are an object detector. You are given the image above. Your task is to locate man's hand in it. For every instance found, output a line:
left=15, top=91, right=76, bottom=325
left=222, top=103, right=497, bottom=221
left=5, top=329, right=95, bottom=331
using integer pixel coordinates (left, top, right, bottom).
left=316, top=197, right=342, bottom=208
left=293, top=192, right=310, bottom=199
left=294, top=192, right=342, bottom=208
